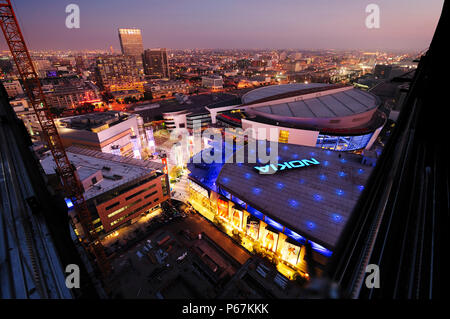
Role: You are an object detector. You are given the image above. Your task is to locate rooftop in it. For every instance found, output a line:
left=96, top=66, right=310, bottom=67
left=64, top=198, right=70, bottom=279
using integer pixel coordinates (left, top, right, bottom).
left=40, top=146, right=164, bottom=200
left=242, top=83, right=330, bottom=104
left=56, top=111, right=133, bottom=131
left=243, top=84, right=380, bottom=120
left=132, top=93, right=239, bottom=122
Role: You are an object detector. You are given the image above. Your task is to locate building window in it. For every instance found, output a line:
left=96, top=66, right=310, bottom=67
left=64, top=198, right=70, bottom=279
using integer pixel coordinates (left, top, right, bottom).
left=107, top=198, right=143, bottom=218
left=105, top=202, right=120, bottom=210
left=125, top=184, right=156, bottom=201
left=144, top=190, right=158, bottom=199
left=315, top=133, right=373, bottom=151
left=161, top=176, right=169, bottom=196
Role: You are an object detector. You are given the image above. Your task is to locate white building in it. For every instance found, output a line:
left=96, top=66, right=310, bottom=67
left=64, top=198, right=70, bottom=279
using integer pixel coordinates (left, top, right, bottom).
left=55, top=111, right=147, bottom=158
left=201, top=75, right=223, bottom=90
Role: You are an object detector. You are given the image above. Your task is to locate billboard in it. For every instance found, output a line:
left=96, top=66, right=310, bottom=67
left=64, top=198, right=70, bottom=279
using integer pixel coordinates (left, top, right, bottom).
left=262, top=229, right=278, bottom=252
left=246, top=217, right=260, bottom=240
left=217, top=198, right=229, bottom=219
left=232, top=209, right=243, bottom=229
left=281, top=241, right=301, bottom=266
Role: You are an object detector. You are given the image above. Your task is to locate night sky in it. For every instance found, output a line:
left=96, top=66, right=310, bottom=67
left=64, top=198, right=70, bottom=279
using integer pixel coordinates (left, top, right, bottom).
left=1, top=0, right=444, bottom=51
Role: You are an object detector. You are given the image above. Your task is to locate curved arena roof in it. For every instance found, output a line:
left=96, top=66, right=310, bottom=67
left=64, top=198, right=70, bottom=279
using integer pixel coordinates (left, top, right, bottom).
left=242, top=83, right=331, bottom=104
left=241, top=84, right=382, bottom=130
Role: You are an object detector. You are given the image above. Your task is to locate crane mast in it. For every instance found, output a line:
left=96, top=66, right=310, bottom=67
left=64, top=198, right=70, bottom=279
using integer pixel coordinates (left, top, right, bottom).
left=0, top=0, right=111, bottom=277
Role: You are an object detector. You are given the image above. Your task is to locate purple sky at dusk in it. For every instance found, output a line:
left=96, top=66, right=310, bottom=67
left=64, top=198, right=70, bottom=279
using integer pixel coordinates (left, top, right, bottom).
left=1, top=0, right=444, bottom=52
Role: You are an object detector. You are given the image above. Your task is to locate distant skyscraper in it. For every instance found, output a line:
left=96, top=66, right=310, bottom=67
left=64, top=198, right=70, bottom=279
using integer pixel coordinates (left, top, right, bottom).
left=75, top=55, right=85, bottom=74
left=118, top=28, right=144, bottom=78
left=143, top=48, right=170, bottom=79
left=118, top=28, right=144, bottom=58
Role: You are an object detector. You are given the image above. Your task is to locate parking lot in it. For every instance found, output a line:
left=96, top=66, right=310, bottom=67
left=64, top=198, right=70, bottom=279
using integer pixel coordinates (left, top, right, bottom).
left=104, top=201, right=252, bottom=299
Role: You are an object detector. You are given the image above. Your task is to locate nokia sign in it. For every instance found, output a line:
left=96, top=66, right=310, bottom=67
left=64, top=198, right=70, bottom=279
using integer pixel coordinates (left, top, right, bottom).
left=254, top=158, right=320, bottom=174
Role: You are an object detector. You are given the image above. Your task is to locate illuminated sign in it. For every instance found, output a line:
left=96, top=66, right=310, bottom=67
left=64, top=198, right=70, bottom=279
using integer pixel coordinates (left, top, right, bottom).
left=161, top=157, right=168, bottom=175
left=217, top=198, right=229, bottom=219
left=232, top=209, right=243, bottom=229
left=65, top=198, right=74, bottom=209
left=263, top=229, right=278, bottom=252
left=281, top=241, right=301, bottom=266
left=246, top=217, right=260, bottom=240
left=254, top=157, right=320, bottom=174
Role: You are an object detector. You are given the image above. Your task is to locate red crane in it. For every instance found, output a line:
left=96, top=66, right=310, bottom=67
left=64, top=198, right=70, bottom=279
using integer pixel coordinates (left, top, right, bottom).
left=0, top=0, right=111, bottom=277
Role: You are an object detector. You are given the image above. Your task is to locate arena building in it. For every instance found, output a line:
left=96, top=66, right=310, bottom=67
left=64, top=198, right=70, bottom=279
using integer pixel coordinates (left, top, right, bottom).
left=187, top=141, right=374, bottom=278
left=217, top=83, right=386, bottom=152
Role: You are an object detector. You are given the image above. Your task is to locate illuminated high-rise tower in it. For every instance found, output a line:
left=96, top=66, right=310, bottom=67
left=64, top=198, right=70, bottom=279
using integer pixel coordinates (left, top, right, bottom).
left=118, top=28, right=144, bottom=57
left=118, top=28, right=144, bottom=76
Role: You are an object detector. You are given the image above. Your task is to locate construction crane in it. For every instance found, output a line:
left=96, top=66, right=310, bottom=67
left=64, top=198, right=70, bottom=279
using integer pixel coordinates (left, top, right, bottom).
left=0, top=0, right=111, bottom=277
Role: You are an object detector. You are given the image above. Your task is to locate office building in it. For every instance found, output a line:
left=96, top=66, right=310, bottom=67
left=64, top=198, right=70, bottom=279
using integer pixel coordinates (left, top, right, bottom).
left=40, top=76, right=101, bottom=109
left=95, top=55, right=144, bottom=92
left=40, top=146, right=170, bottom=234
left=118, top=28, right=144, bottom=58
left=55, top=111, right=147, bottom=158
left=143, top=48, right=170, bottom=78
left=144, top=79, right=189, bottom=99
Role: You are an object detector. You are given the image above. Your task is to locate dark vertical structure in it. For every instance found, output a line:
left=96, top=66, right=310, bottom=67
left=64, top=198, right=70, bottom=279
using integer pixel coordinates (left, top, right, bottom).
left=0, top=0, right=111, bottom=277
left=0, top=82, right=99, bottom=298
left=322, top=1, right=449, bottom=299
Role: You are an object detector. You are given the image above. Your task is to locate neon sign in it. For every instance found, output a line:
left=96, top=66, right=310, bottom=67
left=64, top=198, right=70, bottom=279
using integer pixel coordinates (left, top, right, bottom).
left=254, top=158, right=320, bottom=174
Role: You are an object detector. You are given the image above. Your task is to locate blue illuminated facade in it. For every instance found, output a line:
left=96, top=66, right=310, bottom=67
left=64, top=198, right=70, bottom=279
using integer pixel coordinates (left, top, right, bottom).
left=187, top=142, right=374, bottom=264
left=315, top=132, right=373, bottom=151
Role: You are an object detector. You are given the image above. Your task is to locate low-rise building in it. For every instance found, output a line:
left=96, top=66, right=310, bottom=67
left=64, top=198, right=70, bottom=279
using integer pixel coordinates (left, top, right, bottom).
left=10, top=95, right=41, bottom=137
left=202, top=75, right=223, bottom=90
left=111, top=89, right=143, bottom=103
left=2, top=79, right=24, bottom=98
left=55, top=111, right=148, bottom=158
left=42, top=79, right=101, bottom=109
left=144, top=80, right=190, bottom=99
left=40, top=146, right=170, bottom=235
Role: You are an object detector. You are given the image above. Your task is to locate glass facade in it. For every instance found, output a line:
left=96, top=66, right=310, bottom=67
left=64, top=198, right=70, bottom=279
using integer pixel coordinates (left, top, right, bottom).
left=315, top=132, right=373, bottom=151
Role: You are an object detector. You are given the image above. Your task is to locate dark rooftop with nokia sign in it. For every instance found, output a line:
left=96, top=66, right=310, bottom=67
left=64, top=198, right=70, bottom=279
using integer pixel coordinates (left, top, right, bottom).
left=188, top=141, right=374, bottom=250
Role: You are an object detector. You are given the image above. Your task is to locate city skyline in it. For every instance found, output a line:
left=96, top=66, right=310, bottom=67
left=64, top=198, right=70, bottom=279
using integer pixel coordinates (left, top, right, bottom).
left=0, top=0, right=446, bottom=302
left=0, top=0, right=443, bottom=52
